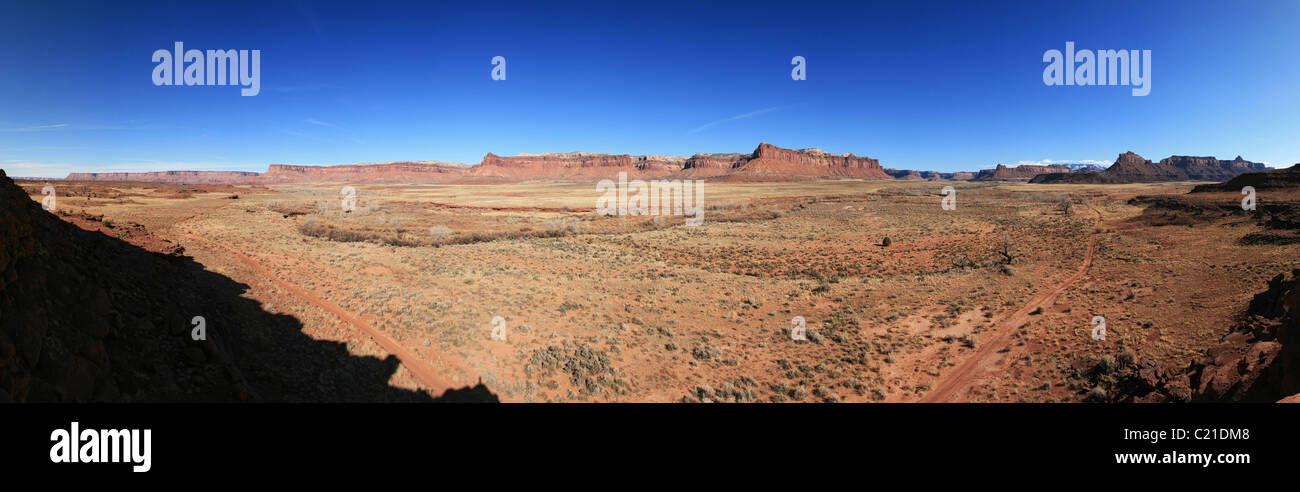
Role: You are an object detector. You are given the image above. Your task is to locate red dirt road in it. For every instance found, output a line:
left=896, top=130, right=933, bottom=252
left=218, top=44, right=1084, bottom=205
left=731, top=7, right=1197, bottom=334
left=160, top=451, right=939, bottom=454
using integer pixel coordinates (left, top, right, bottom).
left=916, top=199, right=1104, bottom=402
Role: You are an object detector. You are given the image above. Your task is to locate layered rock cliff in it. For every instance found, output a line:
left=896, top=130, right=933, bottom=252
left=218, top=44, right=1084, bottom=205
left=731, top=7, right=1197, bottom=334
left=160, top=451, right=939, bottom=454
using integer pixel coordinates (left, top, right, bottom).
left=468, top=143, right=891, bottom=180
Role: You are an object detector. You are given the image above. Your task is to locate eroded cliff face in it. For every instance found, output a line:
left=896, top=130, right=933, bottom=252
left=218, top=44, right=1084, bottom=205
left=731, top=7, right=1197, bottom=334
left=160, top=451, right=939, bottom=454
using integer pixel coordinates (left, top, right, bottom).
left=468, top=143, right=891, bottom=180
left=733, top=143, right=889, bottom=179
left=470, top=152, right=644, bottom=180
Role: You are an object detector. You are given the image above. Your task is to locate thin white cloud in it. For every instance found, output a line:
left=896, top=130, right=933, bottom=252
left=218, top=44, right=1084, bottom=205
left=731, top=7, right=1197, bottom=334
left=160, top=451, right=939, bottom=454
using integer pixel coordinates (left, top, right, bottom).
left=304, top=118, right=337, bottom=128
left=689, top=106, right=788, bottom=134
left=0, top=123, right=70, bottom=132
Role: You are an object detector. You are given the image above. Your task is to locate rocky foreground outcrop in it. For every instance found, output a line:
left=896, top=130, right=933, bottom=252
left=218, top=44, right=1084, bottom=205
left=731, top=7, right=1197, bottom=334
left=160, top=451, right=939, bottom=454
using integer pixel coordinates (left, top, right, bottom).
left=1100, top=270, right=1300, bottom=403
left=1032, top=152, right=1269, bottom=184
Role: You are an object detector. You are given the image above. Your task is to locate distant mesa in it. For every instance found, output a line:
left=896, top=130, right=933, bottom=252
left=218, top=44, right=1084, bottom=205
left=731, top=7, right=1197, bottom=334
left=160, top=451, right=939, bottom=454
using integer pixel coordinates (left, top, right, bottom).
left=885, top=169, right=924, bottom=180
left=53, top=143, right=894, bottom=184
left=62, top=161, right=470, bottom=185
left=1191, top=163, right=1300, bottom=193
left=36, top=145, right=1277, bottom=186
left=973, top=163, right=1073, bottom=181
left=63, top=170, right=262, bottom=184
left=469, top=142, right=891, bottom=181
left=1031, top=151, right=1270, bottom=184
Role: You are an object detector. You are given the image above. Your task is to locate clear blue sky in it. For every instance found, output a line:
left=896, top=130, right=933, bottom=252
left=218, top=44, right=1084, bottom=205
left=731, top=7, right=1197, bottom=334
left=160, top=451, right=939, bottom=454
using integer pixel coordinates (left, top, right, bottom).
left=2, top=0, right=1298, bottom=177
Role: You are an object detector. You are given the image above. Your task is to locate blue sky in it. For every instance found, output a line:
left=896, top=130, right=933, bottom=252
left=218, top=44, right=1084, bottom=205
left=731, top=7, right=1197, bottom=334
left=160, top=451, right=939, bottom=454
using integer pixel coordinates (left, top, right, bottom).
left=2, top=0, right=1299, bottom=177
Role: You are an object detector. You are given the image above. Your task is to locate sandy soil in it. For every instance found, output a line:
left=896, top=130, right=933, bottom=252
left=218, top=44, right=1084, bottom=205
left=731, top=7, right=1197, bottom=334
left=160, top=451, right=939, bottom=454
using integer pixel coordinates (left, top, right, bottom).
left=17, top=179, right=1299, bottom=402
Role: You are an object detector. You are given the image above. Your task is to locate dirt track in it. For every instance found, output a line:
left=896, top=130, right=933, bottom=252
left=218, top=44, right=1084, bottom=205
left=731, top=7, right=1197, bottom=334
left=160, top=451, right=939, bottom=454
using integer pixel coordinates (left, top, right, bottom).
left=916, top=198, right=1104, bottom=402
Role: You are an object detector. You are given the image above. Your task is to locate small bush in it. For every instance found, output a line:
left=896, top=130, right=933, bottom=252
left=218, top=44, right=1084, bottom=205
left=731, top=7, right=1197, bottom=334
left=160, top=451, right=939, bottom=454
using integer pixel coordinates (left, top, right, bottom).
left=1087, top=386, right=1108, bottom=402
left=429, top=225, right=452, bottom=241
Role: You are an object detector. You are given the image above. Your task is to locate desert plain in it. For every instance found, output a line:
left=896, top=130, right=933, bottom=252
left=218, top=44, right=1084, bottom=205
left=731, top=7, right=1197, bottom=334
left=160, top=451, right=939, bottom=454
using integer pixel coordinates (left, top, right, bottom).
left=16, top=177, right=1297, bottom=403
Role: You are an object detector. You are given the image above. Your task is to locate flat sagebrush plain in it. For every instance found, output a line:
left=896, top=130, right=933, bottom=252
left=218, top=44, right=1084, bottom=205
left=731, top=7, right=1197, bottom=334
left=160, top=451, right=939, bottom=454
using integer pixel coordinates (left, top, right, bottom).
left=23, top=179, right=1299, bottom=402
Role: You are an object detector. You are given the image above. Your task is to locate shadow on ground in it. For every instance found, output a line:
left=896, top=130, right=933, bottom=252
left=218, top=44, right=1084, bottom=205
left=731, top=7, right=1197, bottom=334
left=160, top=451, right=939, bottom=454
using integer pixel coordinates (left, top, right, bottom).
left=0, top=172, right=495, bottom=403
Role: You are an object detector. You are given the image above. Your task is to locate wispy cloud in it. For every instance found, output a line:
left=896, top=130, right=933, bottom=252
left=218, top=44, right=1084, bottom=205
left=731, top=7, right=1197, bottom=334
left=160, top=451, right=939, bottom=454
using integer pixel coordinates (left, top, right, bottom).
left=0, top=123, right=70, bottom=132
left=304, top=118, right=338, bottom=128
left=283, top=129, right=334, bottom=143
left=689, top=106, right=789, bottom=134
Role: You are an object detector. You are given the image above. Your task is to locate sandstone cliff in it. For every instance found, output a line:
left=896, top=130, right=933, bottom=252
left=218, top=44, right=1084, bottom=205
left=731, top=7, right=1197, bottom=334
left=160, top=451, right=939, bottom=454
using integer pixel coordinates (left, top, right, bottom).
left=468, top=143, right=891, bottom=181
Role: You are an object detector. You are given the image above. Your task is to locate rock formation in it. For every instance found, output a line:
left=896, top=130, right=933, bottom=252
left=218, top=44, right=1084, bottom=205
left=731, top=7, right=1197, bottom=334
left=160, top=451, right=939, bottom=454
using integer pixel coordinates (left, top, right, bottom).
left=1191, top=164, right=1300, bottom=192
left=47, top=143, right=980, bottom=184
left=973, top=164, right=1072, bottom=181
left=1110, top=269, right=1300, bottom=403
left=467, top=142, right=891, bottom=180
left=1032, top=152, right=1269, bottom=184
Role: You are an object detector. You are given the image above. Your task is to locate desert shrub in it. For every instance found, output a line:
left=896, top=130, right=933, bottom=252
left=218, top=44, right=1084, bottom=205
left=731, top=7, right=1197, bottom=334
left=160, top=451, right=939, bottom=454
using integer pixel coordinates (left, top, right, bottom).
left=1094, top=354, right=1118, bottom=374
left=1118, top=348, right=1137, bottom=367
left=1087, top=386, right=1108, bottom=402
left=429, top=225, right=451, bottom=241
left=882, top=236, right=892, bottom=247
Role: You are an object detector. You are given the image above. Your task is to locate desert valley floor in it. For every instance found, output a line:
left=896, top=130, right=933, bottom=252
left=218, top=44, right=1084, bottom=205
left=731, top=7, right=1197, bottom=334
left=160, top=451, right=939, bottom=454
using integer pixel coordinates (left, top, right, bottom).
left=17, top=178, right=1300, bottom=402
